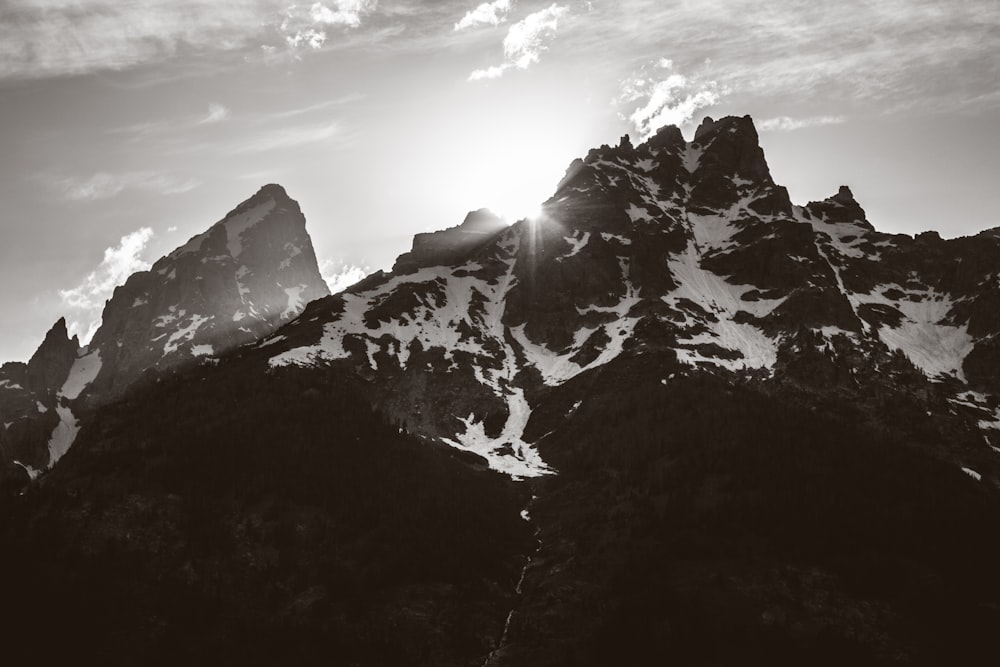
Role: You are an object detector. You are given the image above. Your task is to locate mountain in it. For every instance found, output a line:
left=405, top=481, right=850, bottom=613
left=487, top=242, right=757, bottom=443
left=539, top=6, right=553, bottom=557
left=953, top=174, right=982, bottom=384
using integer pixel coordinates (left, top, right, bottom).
left=1, top=115, right=999, bottom=665
left=258, top=115, right=1000, bottom=479
left=0, top=184, right=329, bottom=475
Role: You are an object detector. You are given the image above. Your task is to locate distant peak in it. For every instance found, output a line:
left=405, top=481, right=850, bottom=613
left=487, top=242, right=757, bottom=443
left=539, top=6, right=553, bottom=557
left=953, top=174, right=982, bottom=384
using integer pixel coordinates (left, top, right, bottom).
left=254, top=183, right=290, bottom=201
left=460, top=208, right=507, bottom=231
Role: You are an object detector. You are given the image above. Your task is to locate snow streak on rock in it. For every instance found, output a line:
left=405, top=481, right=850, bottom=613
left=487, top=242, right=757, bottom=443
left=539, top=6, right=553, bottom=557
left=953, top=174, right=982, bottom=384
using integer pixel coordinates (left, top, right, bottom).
left=47, top=403, right=80, bottom=468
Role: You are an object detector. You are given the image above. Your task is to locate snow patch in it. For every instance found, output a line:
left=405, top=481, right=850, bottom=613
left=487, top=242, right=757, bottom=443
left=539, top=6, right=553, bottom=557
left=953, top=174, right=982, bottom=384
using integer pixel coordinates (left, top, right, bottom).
left=279, top=242, right=303, bottom=270
left=625, top=203, right=648, bottom=223
left=561, top=231, right=591, bottom=259
left=962, top=467, right=982, bottom=481
left=191, top=344, right=214, bottom=357
left=257, top=335, right=286, bottom=349
left=281, top=284, right=307, bottom=319
left=59, top=349, right=102, bottom=399
left=13, top=461, right=42, bottom=480
left=601, top=232, right=632, bottom=245
left=861, top=285, right=973, bottom=381
left=682, top=144, right=703, bottom=173
left=47, top=403, right=80, bottom=467
left=664, top=242, right=783, bottom=371
left=154, top=306, right=184, bottom=328
left=443, top=389, right=552, bottom=480
left=163, top=314, right=212, bottom=355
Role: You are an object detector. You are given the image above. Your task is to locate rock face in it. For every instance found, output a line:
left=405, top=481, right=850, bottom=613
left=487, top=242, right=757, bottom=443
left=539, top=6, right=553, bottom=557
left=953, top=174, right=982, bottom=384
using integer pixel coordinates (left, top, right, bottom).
left=86, top=183, right=329, bottom=398
left=24, top=318, right=80, bottom=395
left=392, top=208, right=508, bottom=273
left=0, top=184, right=329, bottom=471
left=259, top=115, right=1000, bottom=481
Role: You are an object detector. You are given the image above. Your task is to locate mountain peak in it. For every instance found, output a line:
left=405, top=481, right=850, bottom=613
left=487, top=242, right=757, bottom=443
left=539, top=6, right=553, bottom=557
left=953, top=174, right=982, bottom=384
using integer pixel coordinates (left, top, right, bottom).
left=25, top=317, right=79, bottom=394
left=87, top=184, right=329, bottom=397
left=806, top=185, right=869, bottom=225
left=693, top=114, right=756, bottom=143
left=460, top=208, right=505, bottom=230
left=253, top=183, right=290, bottom=201
left=393, top=209, right=509, bottom=274
left=832, top=185, right=857, bottom=206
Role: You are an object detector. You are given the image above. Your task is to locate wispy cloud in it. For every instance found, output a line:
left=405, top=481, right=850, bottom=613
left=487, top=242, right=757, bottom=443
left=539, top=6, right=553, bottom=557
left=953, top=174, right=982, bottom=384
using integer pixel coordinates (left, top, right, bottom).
left=0, top=1, right=275, bottom=80
left=469, top=3, right=568, bottom=81
left=455, top=0, right=514, bottom=31
left=618, top=59, right=722, bottom=139
left=758, top=115, right=847, bottom=133
left=60, top=227, right=155, bottom=342
left=229, top=120, right=344, bottom=154
left=200, top=103, right=231, bottom=124
left=0, top=0, right=382, bottom=80
left=53, top=171, right=201, bottom=201
left=320, top=258, right=370, bottom=293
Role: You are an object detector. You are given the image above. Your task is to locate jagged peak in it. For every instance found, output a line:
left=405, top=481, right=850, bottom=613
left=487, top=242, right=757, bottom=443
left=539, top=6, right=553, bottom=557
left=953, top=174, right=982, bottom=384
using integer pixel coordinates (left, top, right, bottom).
left=641, top=124, right=685, bottom=154
left=36, top=317, right=73, bottom=351
left=25, top=316, right=79, bottom=394
left=831, top=185, right=858, bottom=207
left=221, top=183, right=298, bottom=223
left=693, top=114, right=757, bottom=144
left=392, top=209, right=508, bottom=273
left=459, top=208, right=506, bottom=232
left=807, top=185, right=870, bottom=226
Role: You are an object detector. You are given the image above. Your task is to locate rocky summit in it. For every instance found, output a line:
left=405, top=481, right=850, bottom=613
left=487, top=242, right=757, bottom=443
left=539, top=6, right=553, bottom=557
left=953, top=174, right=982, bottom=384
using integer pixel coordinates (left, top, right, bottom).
left=2, top=115, right=1000, bottom=666
left=0, top=184, right=328, bottom=473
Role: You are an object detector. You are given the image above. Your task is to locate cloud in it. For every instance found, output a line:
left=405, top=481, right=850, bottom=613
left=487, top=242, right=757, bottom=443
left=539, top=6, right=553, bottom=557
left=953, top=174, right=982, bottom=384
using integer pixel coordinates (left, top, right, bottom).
left=311, top=0, right=378, bottom=28
left=455, top=0, right=514, bottom=31
left=60, top=227, right=155, bottom=342
left=229, top=121, right=344, bottom=153
left=280, top=0, right=378, bottom=52
left=618, top=59, right=722, bottom=139
left=200, top=103, right=231, bottom=124
left=468, top=64, right=507, bottom=81
left=53, top=172, right=201, bottom=201
left=0, top=1, right=275, bottom=80
left=758, top=115, right=847, bottom=132
left=0, top=1, right=382, bottom=79
left=320, top=259, right=370, bottom=293
left=469, top=3, right=568, bottom=80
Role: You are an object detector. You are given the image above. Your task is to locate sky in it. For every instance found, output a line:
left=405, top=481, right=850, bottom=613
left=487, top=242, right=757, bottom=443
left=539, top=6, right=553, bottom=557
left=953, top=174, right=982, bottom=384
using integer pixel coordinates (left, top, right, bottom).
left=1, top=0, right=998, bottom=362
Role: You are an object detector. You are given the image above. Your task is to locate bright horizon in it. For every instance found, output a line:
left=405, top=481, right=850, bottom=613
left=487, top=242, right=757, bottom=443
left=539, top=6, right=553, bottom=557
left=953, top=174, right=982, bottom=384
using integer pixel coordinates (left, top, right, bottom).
left=1, top=0, right=998, bottom=362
